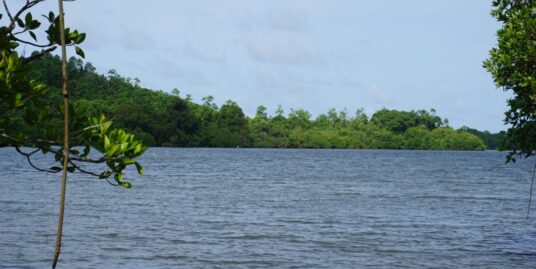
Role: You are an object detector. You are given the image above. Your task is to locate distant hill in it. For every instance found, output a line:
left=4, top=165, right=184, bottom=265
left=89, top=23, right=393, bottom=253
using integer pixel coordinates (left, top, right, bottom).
left=15, top=54, right=502, bottom=151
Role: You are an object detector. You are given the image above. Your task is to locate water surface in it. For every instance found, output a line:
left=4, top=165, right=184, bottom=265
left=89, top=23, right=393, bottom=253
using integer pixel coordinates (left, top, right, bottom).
left=1, top=148, right=536, bottom=268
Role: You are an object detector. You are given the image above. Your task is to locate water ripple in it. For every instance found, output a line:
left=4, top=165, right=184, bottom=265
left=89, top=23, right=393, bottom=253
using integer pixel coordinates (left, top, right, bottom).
left=1, top=148, right=536, bottom=268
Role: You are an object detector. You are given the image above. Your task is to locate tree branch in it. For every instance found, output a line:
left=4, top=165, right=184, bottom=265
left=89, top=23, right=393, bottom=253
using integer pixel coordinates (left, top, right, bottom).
left=22, top=46, right=57, bottom=63
left=2, top=0, right=14, bottom=23
left=1, top=131, right=109, bottom=165
left=67, top=160, right=118, bottom=186
left=71, top=121, right=112, bottom=135
left=45, top=146, right=108, bottom=164
left=0, top=132, right=19, bottom=145
left=68, top=159, right=101, bottom=177
left=10, top=35, right=54, bottom=48
left=12, top=28, right=29, bottom=36
left=5, top=0, right=45, bottom=33
left=13, top=145, right=118, bottom=186
left=15, top=147, right=61, bottom=173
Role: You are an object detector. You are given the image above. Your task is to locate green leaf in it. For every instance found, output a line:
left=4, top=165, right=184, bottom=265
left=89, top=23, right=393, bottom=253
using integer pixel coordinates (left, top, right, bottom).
left=7, top=41, right=19, bottom=49
left=29, top=20, right=40, bottom=30
left=99, top=170, right=112, bottom=179
left=108, top=144, right=120, bottom=157
left=114, top=173, right=124, bottom=182
left=54, top=151, right=63, bottom=162
left=120, top=181, right=132, bottom=188
left=134, top=143, right=142, bottom=154
left=81, top=145, right=91, bottom=157
left=135, top=162, right=144, bottom=175
left=67, top=166, right=75, bottom=173
left=16, top=18, right=24, bottom=28
left=104, top=135, right=110, bottom=151
left=50, top=166, right=62, bottom=172
left=25, top=13, right=32, bottom=26
left=101, top=121, right=112, bottom=133
left=76, top=33, right=86, bottom=44
left=120, top=158, right=135, bottom=164
left=29, top=31, right=37, bottom=42
left=120, top=142, right=128, bottom=152
left=75, top=46, right=85, bottom=58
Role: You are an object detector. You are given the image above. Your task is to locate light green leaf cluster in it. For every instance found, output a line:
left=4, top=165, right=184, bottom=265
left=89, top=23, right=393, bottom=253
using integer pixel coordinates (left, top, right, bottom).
left=0, top=2, right=146, bottom=187
left=87, top=114, right=147, bottom=187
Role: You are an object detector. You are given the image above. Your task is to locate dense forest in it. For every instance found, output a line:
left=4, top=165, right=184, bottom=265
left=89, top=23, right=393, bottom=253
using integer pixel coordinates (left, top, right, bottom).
left=18, top=54, right=504, bottom=150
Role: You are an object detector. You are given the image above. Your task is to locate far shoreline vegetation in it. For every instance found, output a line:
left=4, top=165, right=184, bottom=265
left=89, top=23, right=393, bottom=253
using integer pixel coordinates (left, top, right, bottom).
left=17, top=54, right=505, bottom=151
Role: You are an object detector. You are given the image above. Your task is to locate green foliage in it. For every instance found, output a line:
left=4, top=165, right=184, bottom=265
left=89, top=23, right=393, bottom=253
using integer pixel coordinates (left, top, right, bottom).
left=0, top=1, right=146, bottom=187
left=459, top=126, right=506, bottom=150
left=18, top=53, right=493, bottom=151
left=371, top=108, right=445, bottom=133
left=13, top=54, right=493, bottom=151
left=484, top=0, right=536, bottom=161
left=404, top=126, right=433, bottom=149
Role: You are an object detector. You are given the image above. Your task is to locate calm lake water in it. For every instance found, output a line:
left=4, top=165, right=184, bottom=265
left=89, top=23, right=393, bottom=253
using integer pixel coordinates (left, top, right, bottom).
left=1, top=148, right=536, bottom=268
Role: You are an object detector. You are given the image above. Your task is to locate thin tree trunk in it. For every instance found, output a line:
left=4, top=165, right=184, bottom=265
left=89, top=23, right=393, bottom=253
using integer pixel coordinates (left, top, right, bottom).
left=52, top=0, right=70, bottom=267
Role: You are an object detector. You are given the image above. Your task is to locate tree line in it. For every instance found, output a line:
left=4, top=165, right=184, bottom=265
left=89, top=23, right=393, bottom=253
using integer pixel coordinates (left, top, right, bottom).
left=18, top=54, right=504, bottom=150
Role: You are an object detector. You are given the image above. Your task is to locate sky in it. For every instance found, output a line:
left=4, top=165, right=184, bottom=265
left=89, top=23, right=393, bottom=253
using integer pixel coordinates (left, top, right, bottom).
left=28, top=0, right=508, bottom=132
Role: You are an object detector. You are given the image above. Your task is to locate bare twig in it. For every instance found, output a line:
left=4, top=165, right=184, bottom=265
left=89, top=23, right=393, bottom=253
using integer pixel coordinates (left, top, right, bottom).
left=67, top=160, right=118, bottom=186
left=52, top=0, right=69, bottom=266
left=15, top=147, right=62, bottom=173
left=2, top=0, right=14, bottom=23
left=44, top=146, right=109, bottom=164
left=10, top=35, right=53, bottom=48
left=0, top=132, right=18, bottom=145
left=2, top=131, right=108, bottom=165
left=12, top=28, right=29, bottom=35
left=67, top=160, right=100, bottom=177
left=104, top=177, right=119, bottom=186
left=71, top=121, right=113, bottom=135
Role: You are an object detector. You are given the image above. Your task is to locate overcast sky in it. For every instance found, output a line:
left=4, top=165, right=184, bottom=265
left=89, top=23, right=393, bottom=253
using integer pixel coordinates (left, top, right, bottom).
left=30, top=0, right=507, bottom=132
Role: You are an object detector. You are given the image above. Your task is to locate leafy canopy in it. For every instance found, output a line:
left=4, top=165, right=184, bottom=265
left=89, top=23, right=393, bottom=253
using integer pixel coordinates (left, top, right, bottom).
left=484, top=0, right=536, bottom=162
left=18, top=53, right=493, bottom=150
left=0, top=0, right=146, bottom=187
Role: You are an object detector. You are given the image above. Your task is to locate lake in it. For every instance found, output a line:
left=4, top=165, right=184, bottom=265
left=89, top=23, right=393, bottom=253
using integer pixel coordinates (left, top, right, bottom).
left=1, top=148, right=536, bottom=268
